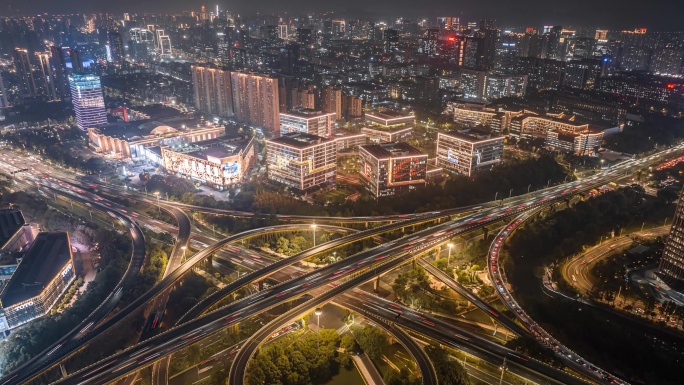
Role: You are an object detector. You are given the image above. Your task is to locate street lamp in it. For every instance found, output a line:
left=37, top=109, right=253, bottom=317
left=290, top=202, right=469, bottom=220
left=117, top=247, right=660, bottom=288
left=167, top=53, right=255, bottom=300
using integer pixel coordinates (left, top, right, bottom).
left=494, top=191, right=498, bottom=201
left=311, top=224, right=318, bottom=247
left=315, top=307, right=323, bottom=350
left=508, top=188, right=513, bottom=199
left=547, top=179, right=551, bottom=187
left=447, top=243, right=454, bottom=266
left=154, top=192, right=161, bottom=214
left=527, top=184, right=532, bottom=194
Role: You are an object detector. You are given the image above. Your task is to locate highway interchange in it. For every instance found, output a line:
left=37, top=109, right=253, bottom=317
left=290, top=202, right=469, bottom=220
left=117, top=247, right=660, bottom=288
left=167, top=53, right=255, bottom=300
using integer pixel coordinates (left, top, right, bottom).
left=1, top=144, right=683, bottom=385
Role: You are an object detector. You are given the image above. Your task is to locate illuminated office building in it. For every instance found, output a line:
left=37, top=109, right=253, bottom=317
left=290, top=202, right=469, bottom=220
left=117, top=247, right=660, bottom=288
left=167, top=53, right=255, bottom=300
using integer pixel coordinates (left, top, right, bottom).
left=359, top=142, right=427, bottom=197
left=660, top=187, right=684, bottom=286
left=69, top=74, right=107, bottom=130
left=279, top=110, right=336, bottom=137
left=266, top=133, right=336, bottom=192
left=436, top=129, right=504, bottom=176
left=0, top=232, right=75, bottom=328
left=362, top=111, right=414, bottom=143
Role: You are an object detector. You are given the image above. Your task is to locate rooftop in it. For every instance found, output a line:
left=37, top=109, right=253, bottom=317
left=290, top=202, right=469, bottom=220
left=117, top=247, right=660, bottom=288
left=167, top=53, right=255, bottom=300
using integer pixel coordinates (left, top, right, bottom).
left=165, top=136, right=252, bottom=161
left=361, top=142, right=425, bottom=159
left=280, top=109, right=335, bottom=120
left=365, top=111, right=415, bottom=125
left=442, top=129, right=502, bottom=143
left=0, top=232, right=72, bottom=307
left=93, top=120, right=178, bottom=141
left=0, top=209, right=25, bottom=248
left=268, top=133, right=332, bottom=149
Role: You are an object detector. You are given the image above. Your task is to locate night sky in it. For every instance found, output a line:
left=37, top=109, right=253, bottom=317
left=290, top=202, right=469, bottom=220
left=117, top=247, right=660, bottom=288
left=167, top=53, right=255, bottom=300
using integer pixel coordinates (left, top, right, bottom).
left=3, top=0, right=683, bottom=30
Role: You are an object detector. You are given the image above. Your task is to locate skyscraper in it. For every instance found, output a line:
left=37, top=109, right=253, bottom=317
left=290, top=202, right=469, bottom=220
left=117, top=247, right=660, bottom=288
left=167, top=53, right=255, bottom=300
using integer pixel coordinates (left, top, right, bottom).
left=69, top=73, right=107, bottom=130
left=50, top=46, right=70, bottom=99
left=13, top=48, right=37, bottom=97
left=384, top=29, right=399, bottom=54
left=36, top=52, right=58, bottom=101
left=107, top=30, right=125, bottom=64
left=231, top=71, right=280, bottom=135
left=659, top=186, right=684, bottom=285
left=191, top=65, right=234, bottom=118
left=323, top=86, right=342, bottom=121
left=0, top=74, right=9, bottom=108
left=420, top=29, right=439, bottom=57
left=70, top=49, right=84, bottom=73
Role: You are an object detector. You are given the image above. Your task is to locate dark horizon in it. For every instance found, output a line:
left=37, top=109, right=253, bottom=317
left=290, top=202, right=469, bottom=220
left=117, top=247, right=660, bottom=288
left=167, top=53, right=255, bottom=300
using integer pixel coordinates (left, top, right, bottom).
left=2, top=0, right=684, bottom=31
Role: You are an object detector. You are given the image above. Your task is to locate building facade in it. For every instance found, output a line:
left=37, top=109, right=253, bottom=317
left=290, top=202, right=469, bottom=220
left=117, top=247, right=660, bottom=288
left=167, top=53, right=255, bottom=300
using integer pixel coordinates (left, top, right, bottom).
left=0, top=232, right=75, bottom=328
left=191, top=65, right=234, bottom=118
left=88, top=123, right=225, bottom=160
left=359, top=142, right=427, bottom=197
left=279, top=110, right=336, bottom=138
left=69, top=74, right=107, bottom=130
left=231, top=71, right=280, bottom=135
left=266, top=133, right=337, bottom=192
left=436, top=130, right=504, bottom=176
left=161, top=136, right=256, bottom=189
left=659, top=185, right=684, bottom=285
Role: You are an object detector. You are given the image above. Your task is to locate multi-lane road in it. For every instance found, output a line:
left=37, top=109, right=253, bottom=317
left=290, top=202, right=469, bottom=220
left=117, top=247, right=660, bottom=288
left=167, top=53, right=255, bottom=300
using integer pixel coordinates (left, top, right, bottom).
left=1, top=143, right=682, bottom=385
left=563, top=225, right=670, bottom=296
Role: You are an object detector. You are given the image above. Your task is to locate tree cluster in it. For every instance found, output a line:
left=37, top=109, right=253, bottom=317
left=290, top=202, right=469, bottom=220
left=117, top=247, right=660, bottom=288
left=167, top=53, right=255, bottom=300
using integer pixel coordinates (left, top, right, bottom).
left=424, top=345, right=471, bottom=385
left=245, top=329, right=348, bottom=385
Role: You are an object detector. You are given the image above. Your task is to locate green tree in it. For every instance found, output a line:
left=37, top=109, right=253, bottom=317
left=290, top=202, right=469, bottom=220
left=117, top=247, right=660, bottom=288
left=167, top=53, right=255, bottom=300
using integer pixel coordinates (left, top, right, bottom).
left=357, top=326, right=389, bottom=360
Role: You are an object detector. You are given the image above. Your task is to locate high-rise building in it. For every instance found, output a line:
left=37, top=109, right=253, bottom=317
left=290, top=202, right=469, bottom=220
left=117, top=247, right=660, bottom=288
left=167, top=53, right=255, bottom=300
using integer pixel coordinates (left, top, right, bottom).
left=70, top=49, right=84, bottom=73
left=650, top=43, right=684, bottom=76
left=323, top=86, right=342, bottom=121
left=36, top=52, right=58, bottom=101
left=279, top=44, right=300, bottom=75
left=50, top=46, right=69, bottom=99
left=659, top=186, right=684, bottom=285
left=485, top=74, right=528, bottom=100
left=107, top=30, right=125, bottom=64
left=266, top=133, right=337, bottom=192
left=277, top=24, right=289, bottom=40
left=437, top=17, right=460, bottom=31
left=384, top=29, right=399, bottom=53
left=0, top=74, right=9, bottom=108
left=13, top=48, right=37, bottom=97
left=296, top=28, right=313, bottom=48
left=191, top=65, right=234, bottom=118
left=359, top=142, right=427, bottom=197
left=231, top=71, right=280, bottom=135
left=420, top=29, right=439, bottom=57
left=332, top=20, right=346, bottom=38
left=267, top=25, right=278, bottom=41
left=343, top=95, right=363, bottom=119
left=69, top=73, right=107, bottom=130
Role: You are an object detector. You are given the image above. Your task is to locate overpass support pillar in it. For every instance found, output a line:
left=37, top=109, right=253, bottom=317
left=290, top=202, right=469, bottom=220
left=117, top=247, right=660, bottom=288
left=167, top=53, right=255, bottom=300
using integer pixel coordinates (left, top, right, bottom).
left=482, top=227, right=489, bottom=239
left=365, top=222, right=369, bottom=229
left=60, top=364, right=68, bottom=378
left=205, top=254, right=213, bottom=267
left=258, top=280, right=264, bottom=291
left=373, top=276, right=380, bottom=292
left=412, top=258, right=416, bottom=269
